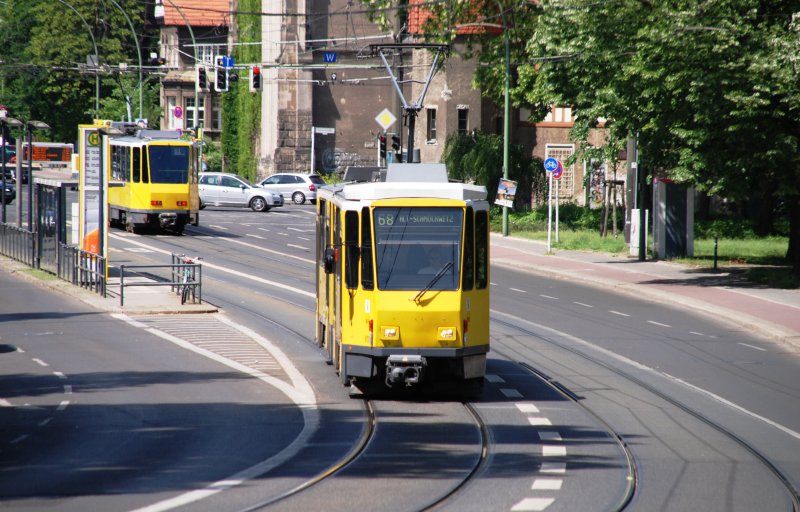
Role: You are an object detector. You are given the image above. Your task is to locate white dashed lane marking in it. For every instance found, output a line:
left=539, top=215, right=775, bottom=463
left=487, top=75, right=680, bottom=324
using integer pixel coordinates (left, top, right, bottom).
left=573, top=302, right=593, bottom=308
left=539, top=295, right=558, bottom=300
left=609, top=310, right=630, bottom=317
left=647, top=320, right=672, bottom=328
left=739, top=343, right=767, bottom=352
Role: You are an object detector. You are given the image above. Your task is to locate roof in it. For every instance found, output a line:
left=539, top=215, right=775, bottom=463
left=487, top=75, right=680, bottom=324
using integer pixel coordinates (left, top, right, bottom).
left=408, top=0, right=502, bottom=36
left=158, top=0, right=229, bottom=28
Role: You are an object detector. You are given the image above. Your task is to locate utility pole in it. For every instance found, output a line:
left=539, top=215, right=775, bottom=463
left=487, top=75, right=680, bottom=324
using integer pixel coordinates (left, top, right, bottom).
left=371, top=43, right=449, bottom=164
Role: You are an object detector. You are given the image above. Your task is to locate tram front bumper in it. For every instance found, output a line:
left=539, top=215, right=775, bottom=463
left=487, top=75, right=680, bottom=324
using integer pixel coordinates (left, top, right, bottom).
left=386, top=355, right=426, bottom=387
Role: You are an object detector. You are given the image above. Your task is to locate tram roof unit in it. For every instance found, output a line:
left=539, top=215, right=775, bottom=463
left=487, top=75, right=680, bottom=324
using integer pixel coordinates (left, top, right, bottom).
left=321, top=163, right=488, bottom=204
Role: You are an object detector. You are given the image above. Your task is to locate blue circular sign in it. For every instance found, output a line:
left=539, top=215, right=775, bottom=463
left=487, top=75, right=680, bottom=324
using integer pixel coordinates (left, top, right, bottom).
left=544, top=157, right=559, bottom=172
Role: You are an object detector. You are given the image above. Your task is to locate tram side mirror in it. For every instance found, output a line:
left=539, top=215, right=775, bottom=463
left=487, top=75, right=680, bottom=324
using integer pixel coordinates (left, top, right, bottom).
left=324, top=247, right=336, bottom=273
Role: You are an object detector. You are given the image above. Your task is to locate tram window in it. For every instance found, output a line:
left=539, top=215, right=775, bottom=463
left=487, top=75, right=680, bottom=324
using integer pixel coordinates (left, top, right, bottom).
left=475, top=210, right=488, bottom=289
left=148, top=145, right=189, bottom=184
left=361, top=207, right=373, bottom=290
left=142, top=148, right=150, bottom=183
left=463, top=207, right=474, bottom=290
left=122, top=147, right=130, bottom=181
left=345, top=211, right=359, bottom=289
left=111, top=146, right=123, bottom=181
left=373, top=207, right=462, bottom=291
left=133, top=147, right=141, bottom=182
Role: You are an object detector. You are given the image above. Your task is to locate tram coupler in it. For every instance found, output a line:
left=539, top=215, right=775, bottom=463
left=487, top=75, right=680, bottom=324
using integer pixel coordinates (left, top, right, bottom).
left=159, top=212, right=178, bottom=228
left=385, top=355, right=426, bottom=387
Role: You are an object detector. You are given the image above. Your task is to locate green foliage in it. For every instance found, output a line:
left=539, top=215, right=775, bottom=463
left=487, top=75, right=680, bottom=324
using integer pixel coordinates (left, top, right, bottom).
left=0, top=0, right=156, bottom=142
left=441, top=131, right=544, bottom=210
left=202, top=141, right=223, bottom=172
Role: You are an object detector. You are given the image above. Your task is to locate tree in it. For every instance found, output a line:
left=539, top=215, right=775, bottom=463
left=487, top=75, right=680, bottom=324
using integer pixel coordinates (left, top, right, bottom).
left=0, top=0, right=157, bottom=142
left=365, top=0, right=800, bottom=275
left=442, top=130, right=543, bottom=209
left=521, top=0, right=800, bottom=275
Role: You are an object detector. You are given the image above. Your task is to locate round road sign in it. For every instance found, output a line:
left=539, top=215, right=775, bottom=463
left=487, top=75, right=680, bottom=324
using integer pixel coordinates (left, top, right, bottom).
left=544, top=157, right=559, bottom=172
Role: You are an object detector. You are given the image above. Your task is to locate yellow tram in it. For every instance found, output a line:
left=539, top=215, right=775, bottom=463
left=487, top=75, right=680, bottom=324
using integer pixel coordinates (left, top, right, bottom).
left=106, top=125, right=200, bottom=234
left=315, top=164, right=490, bottom=393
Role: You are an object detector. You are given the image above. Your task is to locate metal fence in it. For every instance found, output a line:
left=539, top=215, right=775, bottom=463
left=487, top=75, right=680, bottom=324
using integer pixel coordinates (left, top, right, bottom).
left=1, top=221, right=106, bottom=297
left=117, top=253, right=202, bottom=307
left=0, top=223, right=35, bottom=266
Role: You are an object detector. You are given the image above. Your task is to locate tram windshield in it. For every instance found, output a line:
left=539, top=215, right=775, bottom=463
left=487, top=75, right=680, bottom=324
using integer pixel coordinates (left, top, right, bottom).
left=374, top=207, right=462, bottom=291
left=148, top=145, right=190, bottom=184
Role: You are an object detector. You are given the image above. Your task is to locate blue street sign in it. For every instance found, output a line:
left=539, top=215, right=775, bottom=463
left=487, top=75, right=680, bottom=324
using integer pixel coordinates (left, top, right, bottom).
left=323, top=52, right=337, bottom=63
left=223, top=56, right=234, bottom=69
left=544, top=157, right=559, bottom=172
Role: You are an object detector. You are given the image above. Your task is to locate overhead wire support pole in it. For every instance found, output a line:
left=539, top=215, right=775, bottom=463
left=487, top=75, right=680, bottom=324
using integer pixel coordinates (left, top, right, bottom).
left=370, top=43, right=449, bottom=164
left=498, top=0, right=511, bottom=237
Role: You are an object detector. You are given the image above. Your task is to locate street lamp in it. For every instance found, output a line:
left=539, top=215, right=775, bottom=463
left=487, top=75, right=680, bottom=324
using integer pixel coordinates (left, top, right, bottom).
left=55, top=0, right=100, bottom=118
left=96, top=126, right=124, bottom=266
left=26, top=120, right=50, bottom=231
left=1, top=117, right=24, bottom=224
left=107, top=0, right=143, bottom=119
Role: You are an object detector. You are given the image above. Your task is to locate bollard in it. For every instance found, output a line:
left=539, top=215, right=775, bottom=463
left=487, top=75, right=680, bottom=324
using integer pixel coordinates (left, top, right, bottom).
left=713, top=237, right=719, bottom=271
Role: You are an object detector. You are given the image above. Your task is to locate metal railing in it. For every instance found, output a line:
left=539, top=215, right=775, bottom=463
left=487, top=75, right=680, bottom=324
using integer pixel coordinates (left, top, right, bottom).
left=1, top=222, right=106, bottom=297
left=58, top=242, right=107, bottom=296
left=118, top=253, right=202, bottom=307
left=0, top=223, right=35, bottom=266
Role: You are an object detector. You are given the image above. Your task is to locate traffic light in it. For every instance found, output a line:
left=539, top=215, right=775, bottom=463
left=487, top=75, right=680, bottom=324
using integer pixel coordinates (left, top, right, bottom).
left=214, top=67, right=228, bottom=92
left=214, top=55, right=228, bottom=92
left=249, top=66, right=262, bottom=92
left=197, top=67, right=208, bottom=91
left=391, top=134, right=400, bottom=152
left=379, top=133, right=387, bottom=160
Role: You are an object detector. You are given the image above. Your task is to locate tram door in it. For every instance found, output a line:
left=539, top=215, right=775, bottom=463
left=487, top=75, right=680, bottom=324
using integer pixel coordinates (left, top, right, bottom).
left=332, top=206, right=343, bottom=369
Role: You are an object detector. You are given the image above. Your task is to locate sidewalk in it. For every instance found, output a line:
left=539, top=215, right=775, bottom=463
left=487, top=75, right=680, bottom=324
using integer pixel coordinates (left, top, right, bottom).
left=0, top=259, right=218, bottom=315
left=490, top=233, right=800, bottom=347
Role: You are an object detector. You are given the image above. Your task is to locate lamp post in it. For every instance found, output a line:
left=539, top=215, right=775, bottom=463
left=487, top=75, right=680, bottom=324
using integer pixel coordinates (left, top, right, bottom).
left=25, top=121, right=50, bottom=232
left=107, top=0, right=143, bottom=119
left=97, top=126, right=123, bottom=265
left=55, top=0, right=100, bottom=118
left=1, top=117, right=24, bottom=224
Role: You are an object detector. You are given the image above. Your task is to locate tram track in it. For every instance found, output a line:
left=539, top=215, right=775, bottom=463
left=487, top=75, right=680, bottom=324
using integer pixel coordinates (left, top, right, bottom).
left=235, top=398, right=377, bottom=512
left=492, top=314, right=800, bottom=512
left=421, top=402, right=491, bottom=511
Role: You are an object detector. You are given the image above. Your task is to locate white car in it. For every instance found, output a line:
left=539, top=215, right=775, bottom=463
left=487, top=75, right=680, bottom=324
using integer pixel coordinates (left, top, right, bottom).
left=258, top=172, right=325, bottom=204
left=199, top=172, right=284, bottom=212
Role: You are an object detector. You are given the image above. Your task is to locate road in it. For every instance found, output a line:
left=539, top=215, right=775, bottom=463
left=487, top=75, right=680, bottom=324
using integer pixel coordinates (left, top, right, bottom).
left=1, top=203, right=799, bottom=511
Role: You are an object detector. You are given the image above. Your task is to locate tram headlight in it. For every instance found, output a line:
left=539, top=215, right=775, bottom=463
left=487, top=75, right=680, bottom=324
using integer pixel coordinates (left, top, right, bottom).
left=438, top=327, right=456, bottom=341
left=380, top=326, right=399, bottom=341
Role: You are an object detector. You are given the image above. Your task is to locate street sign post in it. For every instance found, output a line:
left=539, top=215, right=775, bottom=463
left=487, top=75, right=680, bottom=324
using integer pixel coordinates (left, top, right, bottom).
left=543, top=157, right=563, bottom=253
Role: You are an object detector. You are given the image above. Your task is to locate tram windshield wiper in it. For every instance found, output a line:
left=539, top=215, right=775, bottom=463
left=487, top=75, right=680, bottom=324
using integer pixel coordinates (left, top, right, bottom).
left=413, top=261, right=453, bottom=304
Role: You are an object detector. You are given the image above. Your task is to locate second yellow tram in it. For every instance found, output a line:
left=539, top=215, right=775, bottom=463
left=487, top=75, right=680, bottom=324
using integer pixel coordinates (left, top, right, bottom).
left=316, top=164, right=490, bottom=394
left=106, top=126, right=200, bottom=234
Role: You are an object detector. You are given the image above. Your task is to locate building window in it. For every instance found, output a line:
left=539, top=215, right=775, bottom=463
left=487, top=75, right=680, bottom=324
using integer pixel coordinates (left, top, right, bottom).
left=211, top=99, right=221, bottom=131
left=426, top=108, right=437, bottom=142
left=457, top=108, right=469, bottom=134
left=184, top=96, right=205, bottom=130
left=545, top=144, right=575, bottom=199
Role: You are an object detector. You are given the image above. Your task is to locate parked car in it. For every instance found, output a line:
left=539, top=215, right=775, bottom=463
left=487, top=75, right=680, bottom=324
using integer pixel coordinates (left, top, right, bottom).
left=258, top=172, right=325, bottom=205
left=2, top=180, right=14, bottom=205
left=1, top=144, right=17, bottom=183
left=198, top=172, right=284, bottom=212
